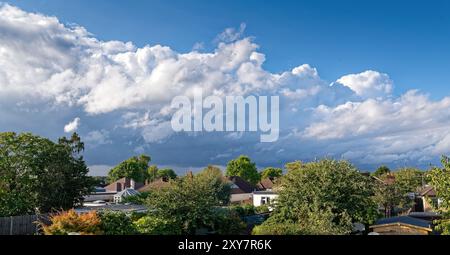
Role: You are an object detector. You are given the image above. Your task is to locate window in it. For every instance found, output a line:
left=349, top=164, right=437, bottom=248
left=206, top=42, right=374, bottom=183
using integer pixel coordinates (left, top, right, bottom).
left=261, top=196, right=271, bottom=205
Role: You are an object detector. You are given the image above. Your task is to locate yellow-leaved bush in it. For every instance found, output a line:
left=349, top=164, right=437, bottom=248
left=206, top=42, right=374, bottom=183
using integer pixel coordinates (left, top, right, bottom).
left=41, top=209, right=103, bottom=235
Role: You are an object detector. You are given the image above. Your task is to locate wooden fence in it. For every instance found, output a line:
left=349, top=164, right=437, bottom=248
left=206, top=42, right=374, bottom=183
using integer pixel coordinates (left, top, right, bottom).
left=0, top=214, right=49, bottom=235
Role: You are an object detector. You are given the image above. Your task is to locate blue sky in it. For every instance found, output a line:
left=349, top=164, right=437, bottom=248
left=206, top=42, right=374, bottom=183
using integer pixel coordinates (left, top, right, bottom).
left=1, top=1, right=450, bottom=175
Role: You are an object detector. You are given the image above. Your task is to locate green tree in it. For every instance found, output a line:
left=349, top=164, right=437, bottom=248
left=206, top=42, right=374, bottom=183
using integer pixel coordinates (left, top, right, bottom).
left=0, top=132, right=94, bottom=217
left=285, top=161, right=302, bottom=173
left=107, top=155, right=151, bottom=183
left=394, top=168, right=424, bottom=194
left=145, top=171, right=232, bottom=234
left=226, top=155, right=260, bottom=185
left=428, top=156, right=450, bottom=234
left=197, top=166, right=231, bottom=205
left=259, top=159, right=378, bottom=235
left=147, top=165, right=159, bottom=182
left=253, top=206, right=352, bottom=235
left=157, top=168, right=177, bottom=181
left=373, top=165, right=391, bottom=177
left=260, top=167, right=283, bottom=180
left=373, top=179, right=408, bottom=217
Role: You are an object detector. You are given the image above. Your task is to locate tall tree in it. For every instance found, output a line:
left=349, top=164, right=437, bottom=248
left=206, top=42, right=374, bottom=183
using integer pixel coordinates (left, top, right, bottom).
left=0, top=132, right=94, bottom=216
left=226, top=155, right=260, bottom=185
left=197, top=165, right=231, bottom=205
left=393, top=168, right=424, bottom=194
left=107, top=154, right=151, bottom=183
left=260, top=167, right=283, bottom=180
left=146, top=171, right=236, bottom=234
left=428, top=156, right=450, bottom=234
left=147, top=165, right=159, bottom=182
left=257, top=159, right=378, bottom=235
left=157, top=168, right=177, bottom=181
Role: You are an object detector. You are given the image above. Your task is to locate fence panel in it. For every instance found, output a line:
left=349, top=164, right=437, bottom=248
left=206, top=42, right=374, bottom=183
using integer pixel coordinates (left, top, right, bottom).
left=0, top=214, right=48, bottom=235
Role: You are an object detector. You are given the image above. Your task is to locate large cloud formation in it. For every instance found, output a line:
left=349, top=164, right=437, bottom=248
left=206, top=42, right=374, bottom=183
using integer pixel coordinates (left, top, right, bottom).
left=1, top=4, right=449, bottom=172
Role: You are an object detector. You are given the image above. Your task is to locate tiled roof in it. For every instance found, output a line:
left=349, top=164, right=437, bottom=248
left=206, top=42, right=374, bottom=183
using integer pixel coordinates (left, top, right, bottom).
left=226, top=176, right=255, bottom=194
left=257, top=178, right=275, bottom=191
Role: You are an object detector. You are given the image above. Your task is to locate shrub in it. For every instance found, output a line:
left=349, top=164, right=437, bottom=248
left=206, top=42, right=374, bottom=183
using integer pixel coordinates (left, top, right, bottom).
left=212, top=209, right=246, bottom=235
left=98, top=211, right=136, bottom=235
left=231, top=204, right=256, bottom=217
left=122, top=192, right=151, bottom=205
left=255, top=205, right=270, bottom=214
left=41, top=210, right=102, bottom=235
left=133, top=215, right=182, bottom=235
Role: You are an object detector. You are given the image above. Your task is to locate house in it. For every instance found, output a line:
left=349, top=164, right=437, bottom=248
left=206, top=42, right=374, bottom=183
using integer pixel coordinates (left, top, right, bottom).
left=253, top=178, right=279, bottom=208
left=104, top=177, right=145, bottom=192
left=113, top=188, right=140, bottom=203
left=369, top=216, right=433, bottom=235
left=84, top=177, right=144, bottom=203
left=415, top=186, right=440, bottom=212
left=226, top=176, right=255, bottom=204
left=253, top=191, right=278, bottom=207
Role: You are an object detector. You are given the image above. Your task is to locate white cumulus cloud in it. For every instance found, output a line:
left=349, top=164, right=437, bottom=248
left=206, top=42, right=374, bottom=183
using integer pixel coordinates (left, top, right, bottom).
left=64, top=117, right=80, bottom=133
left=1, top=4, right=450, bottom=169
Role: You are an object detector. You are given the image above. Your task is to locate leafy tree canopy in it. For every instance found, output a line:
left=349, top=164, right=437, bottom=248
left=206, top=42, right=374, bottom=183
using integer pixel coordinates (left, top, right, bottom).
left=226, top=155, right=260, bottom=185
left=157, top=168, right=177, bottom=181
left=260, top=167, right=283, bottom=180
left=259, top=159, right=379, bottom=235
left=145, top=169, right=232, bottom=234
left=393, top=167, right=424, bottom=194
left=428, top=156, right=450, bottom=235
left=107, top=154, right=151, bottom=183
left=0, top=132, right=94, bottom=217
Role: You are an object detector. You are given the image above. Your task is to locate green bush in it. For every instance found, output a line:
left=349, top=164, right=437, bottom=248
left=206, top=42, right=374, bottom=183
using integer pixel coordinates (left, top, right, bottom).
left=121, top=192, right=151, bottom=205
left=133, top=215, right=182, bottom=235
left=252, top=221, right=304, bottom=235
left=255, top=205, right=270, bottom=214
left=212, top=209, right=246, bottom=235
left=231, top=204, right=256, bottom=217
left=98, top=211, right=137, bottom=235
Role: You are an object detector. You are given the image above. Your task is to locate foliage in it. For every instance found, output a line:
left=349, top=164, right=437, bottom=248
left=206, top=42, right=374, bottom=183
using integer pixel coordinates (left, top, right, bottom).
left=145, top=171, right=232, bottom=234
left=211, top=208, right=246, bottom=235
left=255, top=204, right=271, bottom=214
left=107, top=155, right=151, bottom=183
left=394, top=168, right=424, bottom=194
left=0, top=132, right=94, bottom=217
left=253, top=207, right=352, bottom=235
left=285, top=161, right=302, bottom=173
left=133, top=215, right=182, bottom=235
left=373, top=179, right=409, bottom=217
left=231, top=204, right=256, bottom=217
left=157, top=168, right=177, bottom=181
left=197, top=165, right=231, bottom=205
left=121, top=192, right=151, bottom=205
left=428, top=156, right=450, bottom=234
left=41, top=210, right=102, bottom=235
left=226, top=155, right=260, bottom=185
left=92, top=176, right=108, bottom=187
left=98, top=211, right=137, bottom=235
left=260, top=167, right=283, bottom=180
left=373, top=165, right=391, bottom=177
left=262, top=159, right=378, bottom=235
left=147, top=165, right=159, bottom=182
